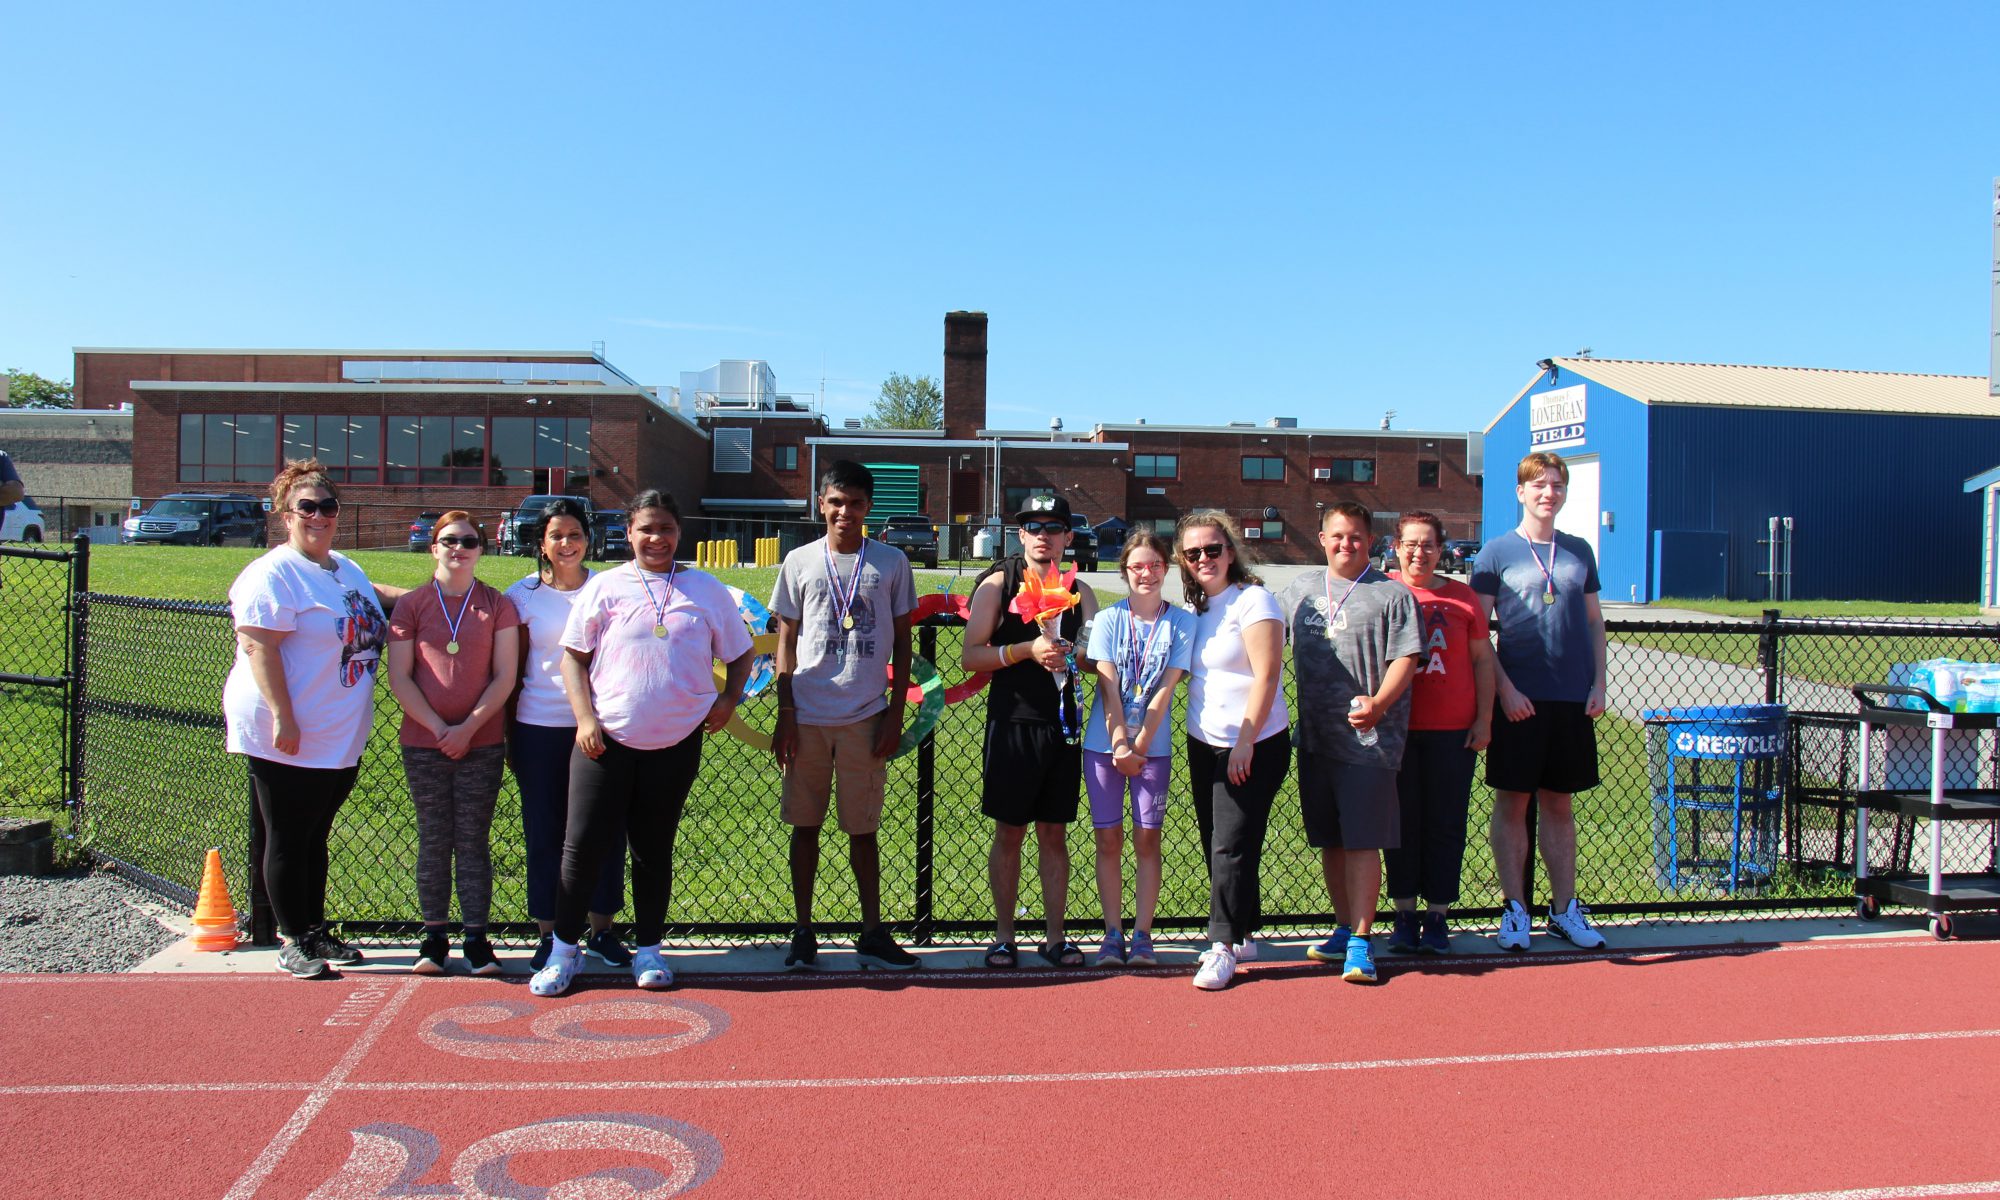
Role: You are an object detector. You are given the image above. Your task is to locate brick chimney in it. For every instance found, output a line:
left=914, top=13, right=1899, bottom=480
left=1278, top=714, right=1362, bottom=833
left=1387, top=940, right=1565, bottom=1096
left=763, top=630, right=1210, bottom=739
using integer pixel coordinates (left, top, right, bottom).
left=943, top=311, right=987, bottom=440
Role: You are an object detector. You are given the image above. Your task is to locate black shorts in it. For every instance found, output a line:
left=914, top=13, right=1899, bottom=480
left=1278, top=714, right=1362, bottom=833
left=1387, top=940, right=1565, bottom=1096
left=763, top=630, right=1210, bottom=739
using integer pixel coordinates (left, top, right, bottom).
left=1485, top=699, right=1600, bottom=795
left=1297, top=752, right=1401, bottom=851
left=981, top=720, right=1082, bottom=826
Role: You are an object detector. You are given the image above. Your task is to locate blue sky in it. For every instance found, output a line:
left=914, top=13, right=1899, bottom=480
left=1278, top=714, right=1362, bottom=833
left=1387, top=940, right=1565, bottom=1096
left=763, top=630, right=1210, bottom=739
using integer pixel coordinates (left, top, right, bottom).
left=4, top=4, right=1994, bottom=433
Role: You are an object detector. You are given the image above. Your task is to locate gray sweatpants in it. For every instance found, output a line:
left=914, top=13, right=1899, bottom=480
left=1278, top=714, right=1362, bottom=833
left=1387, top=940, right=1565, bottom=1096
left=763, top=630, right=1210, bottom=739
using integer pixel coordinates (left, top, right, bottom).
left=402, top=743, right=506, bottom=930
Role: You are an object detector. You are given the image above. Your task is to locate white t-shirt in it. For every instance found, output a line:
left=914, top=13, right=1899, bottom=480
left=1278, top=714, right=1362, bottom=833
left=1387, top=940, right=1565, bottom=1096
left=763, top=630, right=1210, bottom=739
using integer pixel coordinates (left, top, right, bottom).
left=1185, top=583, right=1291, bottom=748
left=561, top=563, right=754, bottom=751
left=505, top=570, right=593, bottom=729
left=223, top=545, right=388, bottom=769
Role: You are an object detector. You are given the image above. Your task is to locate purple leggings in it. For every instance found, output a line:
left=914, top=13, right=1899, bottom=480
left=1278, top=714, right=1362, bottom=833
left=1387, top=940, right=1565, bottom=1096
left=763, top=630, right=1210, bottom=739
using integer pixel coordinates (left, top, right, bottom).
left=1084, top=750, right=1172, bottom=830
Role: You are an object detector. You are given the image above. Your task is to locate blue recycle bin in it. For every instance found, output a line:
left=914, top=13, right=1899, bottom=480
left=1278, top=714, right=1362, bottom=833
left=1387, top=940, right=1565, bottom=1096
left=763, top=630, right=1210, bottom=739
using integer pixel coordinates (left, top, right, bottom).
left=1642, top=704, right=1787, bottom=894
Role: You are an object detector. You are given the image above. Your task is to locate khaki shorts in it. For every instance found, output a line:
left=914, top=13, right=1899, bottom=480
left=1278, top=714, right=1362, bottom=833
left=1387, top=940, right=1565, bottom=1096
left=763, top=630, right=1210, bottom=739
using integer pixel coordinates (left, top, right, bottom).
left=780, top=716, right=890, bottom=834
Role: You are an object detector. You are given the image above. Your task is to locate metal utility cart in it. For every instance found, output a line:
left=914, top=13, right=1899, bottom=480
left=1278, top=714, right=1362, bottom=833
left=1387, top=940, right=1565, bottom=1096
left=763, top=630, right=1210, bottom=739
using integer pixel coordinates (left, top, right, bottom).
left=1850, top=684, right=2000, bottom=939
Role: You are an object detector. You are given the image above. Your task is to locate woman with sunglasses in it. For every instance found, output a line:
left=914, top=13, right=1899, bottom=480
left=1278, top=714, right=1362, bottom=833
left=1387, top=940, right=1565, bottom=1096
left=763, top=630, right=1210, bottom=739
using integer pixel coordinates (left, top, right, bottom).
left=1177, top=511, right=1291, bottom=992
left=224, top=460, right=409, bottom=979
left=1082, top=532, right=1193, bottom=968
left=530, top=489, right=753, bottom=997
left=504, top=500, right=632, bottom=972
left=387, top=510, right=521, bottom=976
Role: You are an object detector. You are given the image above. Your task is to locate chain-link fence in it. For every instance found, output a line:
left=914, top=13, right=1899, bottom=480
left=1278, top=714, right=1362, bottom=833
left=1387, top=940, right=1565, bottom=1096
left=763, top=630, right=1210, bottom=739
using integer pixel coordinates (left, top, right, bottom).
left=0, top=541, right=83, bottom=853
left=61, top=588, right=2000, bottom=945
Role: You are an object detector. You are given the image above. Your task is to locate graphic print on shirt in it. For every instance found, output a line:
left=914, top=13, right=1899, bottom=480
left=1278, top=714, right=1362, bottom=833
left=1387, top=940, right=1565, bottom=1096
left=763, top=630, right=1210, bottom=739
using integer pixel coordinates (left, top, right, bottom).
left=1301, top=594, right=1349, bottom=635
left=1419, top=601, right=1451, bottom=676
left=817, top=577, right=879, bottom=661
left=339, top=588, right=388, bottom=688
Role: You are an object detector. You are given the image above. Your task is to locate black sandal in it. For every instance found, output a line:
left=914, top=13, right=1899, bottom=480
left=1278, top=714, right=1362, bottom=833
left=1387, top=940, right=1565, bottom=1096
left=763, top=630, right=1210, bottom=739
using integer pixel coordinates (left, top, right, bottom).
left=1039, top=940, right=1085, bottom=968
left=984, top=940, right=1018, bottom=968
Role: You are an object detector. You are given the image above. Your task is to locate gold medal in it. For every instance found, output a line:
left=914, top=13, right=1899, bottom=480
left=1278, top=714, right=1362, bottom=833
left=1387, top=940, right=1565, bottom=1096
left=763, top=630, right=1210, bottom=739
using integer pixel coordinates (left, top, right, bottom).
left=445, top=640, right=459, bottom=655
left=653, top=624, right=667, bottom=638
left=1543, top=591, right=1555, bottom=606
left=842, top=615, right=855, bottom=631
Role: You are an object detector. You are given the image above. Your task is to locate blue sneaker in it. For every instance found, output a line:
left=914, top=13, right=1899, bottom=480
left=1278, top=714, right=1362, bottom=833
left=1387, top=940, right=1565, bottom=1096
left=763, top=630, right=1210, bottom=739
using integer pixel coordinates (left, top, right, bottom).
left=1387, top=911, right=1420, bottom=954
left=1420, top=911, right=1451, bottom=954
left=1306, top=925, right=1352, bottom=963
left=1342, top=934, right=1377, bottom=984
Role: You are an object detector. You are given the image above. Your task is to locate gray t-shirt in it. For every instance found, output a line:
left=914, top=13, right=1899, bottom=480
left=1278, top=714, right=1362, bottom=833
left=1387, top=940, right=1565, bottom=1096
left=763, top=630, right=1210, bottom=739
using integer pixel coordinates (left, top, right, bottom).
left=1277, top=567, right=1422, bottom=768
left=770, top=535, right=917, bottom=727
left=1469, top=530, right=1600, bottom=702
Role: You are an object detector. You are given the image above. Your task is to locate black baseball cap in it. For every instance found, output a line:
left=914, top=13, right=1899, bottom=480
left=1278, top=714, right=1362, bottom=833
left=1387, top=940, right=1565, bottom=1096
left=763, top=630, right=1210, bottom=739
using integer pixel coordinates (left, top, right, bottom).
left=1014, top=494, right=1073, bottom=525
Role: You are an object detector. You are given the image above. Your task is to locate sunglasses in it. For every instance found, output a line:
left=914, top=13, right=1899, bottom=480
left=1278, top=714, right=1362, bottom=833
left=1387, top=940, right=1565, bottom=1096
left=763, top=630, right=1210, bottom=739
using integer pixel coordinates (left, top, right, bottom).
left=436, top=534, right=484, bottom=550
left=291, top=498, right=340, bottom=517
left=1019, top=520, right=1067, bottom=535
left=1181, top=544, right=1227, bottom=562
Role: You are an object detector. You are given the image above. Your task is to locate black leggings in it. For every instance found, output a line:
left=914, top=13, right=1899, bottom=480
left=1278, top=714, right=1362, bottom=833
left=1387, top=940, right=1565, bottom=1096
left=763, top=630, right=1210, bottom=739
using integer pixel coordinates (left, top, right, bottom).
left=555, top=732, right=703, bottom=946
left=246, top=755, right=359, bottom=940
left=1186, top=731, right=1293, bottom=946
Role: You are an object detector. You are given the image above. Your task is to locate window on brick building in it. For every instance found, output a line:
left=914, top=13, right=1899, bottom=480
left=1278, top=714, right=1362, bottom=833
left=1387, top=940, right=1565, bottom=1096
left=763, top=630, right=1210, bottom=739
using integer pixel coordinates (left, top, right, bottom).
left=1309, top=457, right=1375, bottom=484
left=179, top=413, right=278, bottom=483
left=1418, top=460, right=1440, bottom=488
left=1134, top=453, right=1178, bottom=480
left=1261, top=520, right=1283, bottom=541
left=774, top=444, right=799, bottom=472
left=1241, top=455, right=1285, bottom=482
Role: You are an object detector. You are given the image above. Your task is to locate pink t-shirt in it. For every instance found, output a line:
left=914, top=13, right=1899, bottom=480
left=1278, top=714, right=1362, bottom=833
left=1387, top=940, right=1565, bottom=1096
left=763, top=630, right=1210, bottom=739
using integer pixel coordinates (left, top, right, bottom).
left=388, top=579, right=521, bottom=748
left=561, top=563, right=754, bottom=751
left=1391, top=573, right=1490, bottom=732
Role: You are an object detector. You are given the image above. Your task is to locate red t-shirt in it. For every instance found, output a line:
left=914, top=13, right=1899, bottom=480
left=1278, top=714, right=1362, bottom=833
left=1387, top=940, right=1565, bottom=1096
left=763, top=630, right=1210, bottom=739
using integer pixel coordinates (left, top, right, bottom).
left=1391, top=573, right=1489, bottom=732
left=388, top=579, right=521, bottom=748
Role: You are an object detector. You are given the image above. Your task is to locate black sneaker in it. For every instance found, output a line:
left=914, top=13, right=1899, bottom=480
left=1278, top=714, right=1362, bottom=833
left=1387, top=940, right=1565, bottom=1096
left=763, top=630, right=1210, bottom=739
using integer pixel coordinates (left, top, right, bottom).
left=784, top=926, right=819, bottom=971
left=462, top=934, right=502, bottom=977
left=277, top=940, right=331, bottom=980
left=412, top=932, right=450, bottom=975
left=307, top=924, right=363, bottom=966
left=584, top=928, right=633, bottom=967
left=530, top=932, right=554, bottom=971
left=855, top=926, right=919, bottom=970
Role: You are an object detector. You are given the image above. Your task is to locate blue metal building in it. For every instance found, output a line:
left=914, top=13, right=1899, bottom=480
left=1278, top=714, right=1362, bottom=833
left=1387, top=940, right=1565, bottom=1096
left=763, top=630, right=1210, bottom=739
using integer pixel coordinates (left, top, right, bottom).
left=1482, top=359, right=2000, bottom=604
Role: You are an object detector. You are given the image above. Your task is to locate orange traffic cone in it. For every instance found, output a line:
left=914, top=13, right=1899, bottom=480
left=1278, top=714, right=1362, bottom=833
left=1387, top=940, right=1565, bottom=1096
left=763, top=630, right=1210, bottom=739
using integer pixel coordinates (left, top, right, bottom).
left=190, top=848, right=240, bottom=952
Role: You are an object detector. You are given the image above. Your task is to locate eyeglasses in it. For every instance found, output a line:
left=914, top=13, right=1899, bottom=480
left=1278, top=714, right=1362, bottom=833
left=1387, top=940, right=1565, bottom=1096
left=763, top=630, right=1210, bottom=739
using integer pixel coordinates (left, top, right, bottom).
left=1019, top=520, right=1067, bottom=535
left=436, top=534, right=484, bottom=550
left=291, top=498, right=340, bottom=517
left=1125, top=560, right=1166, bottom=575
left=1181, top=544, right=1227, bottom=563
left=1397, top=541, right=1441, bottom=554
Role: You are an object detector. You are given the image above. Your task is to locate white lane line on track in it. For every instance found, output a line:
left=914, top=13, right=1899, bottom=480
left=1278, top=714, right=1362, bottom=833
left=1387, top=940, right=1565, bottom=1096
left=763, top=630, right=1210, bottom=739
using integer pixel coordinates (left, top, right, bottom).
left=220, top=977, right=417, bottom=1200
left=1716, top=1182, right=2000, bottom=1199
left=13, top=1025, right=1993, bottom=1098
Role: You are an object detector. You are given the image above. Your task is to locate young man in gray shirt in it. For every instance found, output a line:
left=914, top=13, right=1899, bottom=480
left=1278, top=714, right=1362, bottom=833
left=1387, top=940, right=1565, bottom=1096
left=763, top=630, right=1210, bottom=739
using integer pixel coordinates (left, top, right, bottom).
left=1277, top=501, right=1422, bottom=984
left=771, top=460, right=919, bottom=970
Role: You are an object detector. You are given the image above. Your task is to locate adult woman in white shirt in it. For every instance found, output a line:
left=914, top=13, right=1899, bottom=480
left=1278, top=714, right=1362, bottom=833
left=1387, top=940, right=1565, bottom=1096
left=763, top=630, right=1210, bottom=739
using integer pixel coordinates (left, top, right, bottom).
left=223, top=459, right=408, bottom=979
left=1177, top=511, right=1291, bottom=992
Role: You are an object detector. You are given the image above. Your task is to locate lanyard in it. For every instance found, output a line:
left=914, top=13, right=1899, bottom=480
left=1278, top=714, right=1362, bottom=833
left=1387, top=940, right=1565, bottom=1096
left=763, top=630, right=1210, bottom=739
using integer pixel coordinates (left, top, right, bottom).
left=637, top=562, right=677, bottom=638
left=433, top=579, right=474, bottom=656
left=1321, top=568, right=1364, bottom=641
left=824, top=539, right=867, bottom=631
left=1123, top=604, right=1171, bottom=702
left=1526, top=537, right=1557, bottom=605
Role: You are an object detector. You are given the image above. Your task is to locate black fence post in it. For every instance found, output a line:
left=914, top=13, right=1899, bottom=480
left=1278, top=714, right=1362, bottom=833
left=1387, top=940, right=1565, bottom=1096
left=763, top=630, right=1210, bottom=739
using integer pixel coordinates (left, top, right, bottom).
left=914, top=622, right=937, bottom=945
left=1759, top=608, right=1781, bottom=705
left=64, top=534, right=89, bottom=841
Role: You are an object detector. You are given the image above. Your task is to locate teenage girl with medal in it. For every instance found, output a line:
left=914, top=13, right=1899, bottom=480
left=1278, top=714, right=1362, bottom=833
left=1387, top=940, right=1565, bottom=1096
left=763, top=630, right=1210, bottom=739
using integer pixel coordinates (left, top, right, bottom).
left=387, top=510, right=522, bottom=976
left=531, top=489, right=754, bottom=997
left=1081, top=532, right=1194, bottom=968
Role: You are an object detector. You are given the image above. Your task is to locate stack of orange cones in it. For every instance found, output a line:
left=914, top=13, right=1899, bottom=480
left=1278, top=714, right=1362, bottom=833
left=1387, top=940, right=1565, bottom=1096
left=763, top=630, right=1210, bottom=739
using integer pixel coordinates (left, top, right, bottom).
left=190, top=848, right=240, bottom=952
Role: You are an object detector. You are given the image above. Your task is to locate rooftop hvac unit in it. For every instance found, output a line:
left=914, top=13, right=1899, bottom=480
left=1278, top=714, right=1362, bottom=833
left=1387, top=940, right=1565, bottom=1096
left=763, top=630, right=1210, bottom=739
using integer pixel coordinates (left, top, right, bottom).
left=1312, top=468, right=1331, bottom=481
left=844, top=418, right=862, bottom=429
left=1268, top=417, right=1299, bottom=428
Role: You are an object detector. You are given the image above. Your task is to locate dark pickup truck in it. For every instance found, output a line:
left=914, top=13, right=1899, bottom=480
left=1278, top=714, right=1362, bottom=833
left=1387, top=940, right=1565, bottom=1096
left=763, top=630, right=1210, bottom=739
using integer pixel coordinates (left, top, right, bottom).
left=880, top=515, right=939, bottom=569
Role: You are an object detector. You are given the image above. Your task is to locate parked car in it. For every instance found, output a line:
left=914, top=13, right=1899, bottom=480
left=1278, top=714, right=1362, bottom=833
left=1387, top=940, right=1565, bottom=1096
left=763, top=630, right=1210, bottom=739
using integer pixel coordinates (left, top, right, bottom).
left=406, top=511, right=444, bottom=552
left=498, top=495, right=573, bottom=557
left=1444, top=538, right=1482, bottom=572
left=1067, top=513, right=1098, bottom=571
left=1372, top=534, right=1399, bottom=572
left=0, top=496, right=47, bottom=543
left=881, top=515, right=940, bottom=569
left=123, top=493, right=267, bottom=547
left=594, top=510, right=630, bottom=561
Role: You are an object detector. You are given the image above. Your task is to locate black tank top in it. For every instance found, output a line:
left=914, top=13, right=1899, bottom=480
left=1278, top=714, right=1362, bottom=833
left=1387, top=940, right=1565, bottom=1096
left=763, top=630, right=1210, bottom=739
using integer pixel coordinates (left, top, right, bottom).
left=980, top=556, right=1084, bottom=725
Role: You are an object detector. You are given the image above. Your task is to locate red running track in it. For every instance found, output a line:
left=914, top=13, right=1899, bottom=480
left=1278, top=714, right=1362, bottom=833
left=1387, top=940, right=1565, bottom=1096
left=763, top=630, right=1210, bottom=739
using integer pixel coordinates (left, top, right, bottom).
left=5, top=939, right=2000, bottom=1199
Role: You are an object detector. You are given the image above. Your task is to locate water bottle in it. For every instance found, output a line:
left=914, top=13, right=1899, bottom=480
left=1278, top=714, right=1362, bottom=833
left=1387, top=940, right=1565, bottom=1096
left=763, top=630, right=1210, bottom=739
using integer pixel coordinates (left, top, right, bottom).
left=1351, top=696, right=1378, bottom=748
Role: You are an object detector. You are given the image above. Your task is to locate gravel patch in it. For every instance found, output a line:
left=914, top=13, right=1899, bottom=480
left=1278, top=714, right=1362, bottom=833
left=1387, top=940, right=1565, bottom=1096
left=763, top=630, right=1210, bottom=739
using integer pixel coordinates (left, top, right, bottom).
left=0, top=867, right=184, bottom=972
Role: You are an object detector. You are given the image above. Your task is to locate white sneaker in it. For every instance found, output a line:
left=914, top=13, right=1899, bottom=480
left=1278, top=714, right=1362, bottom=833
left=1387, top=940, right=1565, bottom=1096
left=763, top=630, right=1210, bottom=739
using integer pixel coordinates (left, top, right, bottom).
left=1496, top=900, right=1532, bottom=952
left=633, top=945, right=673, bottom=989
left=528, top=940, right=581, bottom=997
left=1232, top=938, right=1258, bottom=962
left=1192, top=944, right=1237, bottom=991
left=1547, top=900, right=1606, bottom=949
